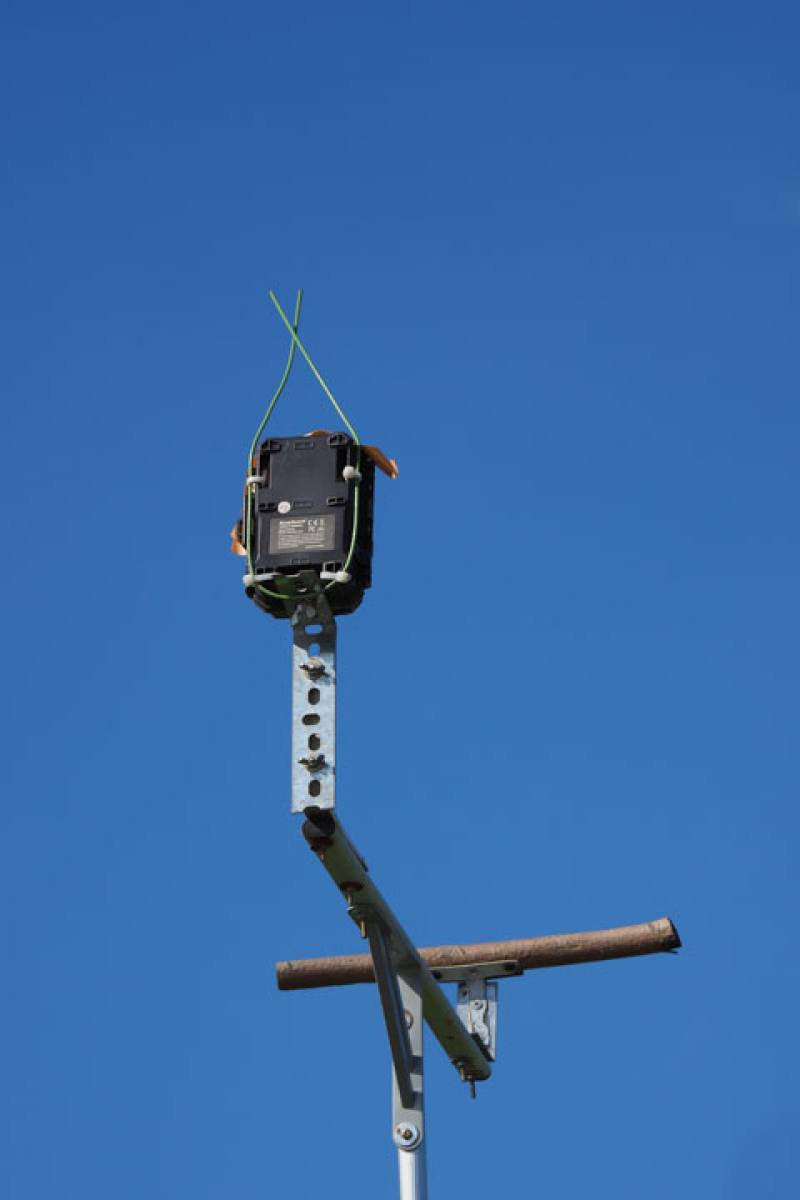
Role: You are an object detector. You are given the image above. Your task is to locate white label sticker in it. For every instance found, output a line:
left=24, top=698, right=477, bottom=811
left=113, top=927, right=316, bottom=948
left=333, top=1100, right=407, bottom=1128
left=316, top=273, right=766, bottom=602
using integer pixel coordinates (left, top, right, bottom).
left=269, top=515, right=335, bottom=553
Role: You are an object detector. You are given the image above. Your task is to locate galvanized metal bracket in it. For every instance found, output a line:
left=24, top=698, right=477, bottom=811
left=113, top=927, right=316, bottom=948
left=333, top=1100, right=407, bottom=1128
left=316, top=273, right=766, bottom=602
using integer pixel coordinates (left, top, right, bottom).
left=291, top=592, right=336, bottom=814
left=431, top=960, right=522, bottom=983
left=430, top=960, right=520, bottom=1070
left=456, top=977, right=498, bottom=1065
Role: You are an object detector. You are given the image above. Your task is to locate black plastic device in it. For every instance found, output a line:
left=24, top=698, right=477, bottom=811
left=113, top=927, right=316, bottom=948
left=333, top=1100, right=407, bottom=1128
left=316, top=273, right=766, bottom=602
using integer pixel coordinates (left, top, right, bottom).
left=243, top=432, right=375, bottom=619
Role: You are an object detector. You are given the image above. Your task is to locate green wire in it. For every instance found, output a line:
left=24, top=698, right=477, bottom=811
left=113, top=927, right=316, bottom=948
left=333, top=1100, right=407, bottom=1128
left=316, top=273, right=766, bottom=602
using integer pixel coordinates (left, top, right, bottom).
left=246, top=290, right=363, bottom=606
left=268, top=290, right=361, bottom=448
left=249, top=289, right=304, bottom=467
left=244, top=289, right=303, bottom=578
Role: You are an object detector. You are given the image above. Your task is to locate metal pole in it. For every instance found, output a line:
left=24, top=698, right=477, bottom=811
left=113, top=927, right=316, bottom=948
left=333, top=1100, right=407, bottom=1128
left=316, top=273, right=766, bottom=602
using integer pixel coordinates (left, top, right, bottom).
left=397, top=1143, right=427, bottom=1200
left=393, top=971, right=427, bottom=1200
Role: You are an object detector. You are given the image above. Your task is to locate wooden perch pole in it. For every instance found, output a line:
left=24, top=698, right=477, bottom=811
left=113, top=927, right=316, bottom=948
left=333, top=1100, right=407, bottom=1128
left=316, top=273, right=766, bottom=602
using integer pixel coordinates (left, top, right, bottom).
left=276, top=916, right=680, bottom=991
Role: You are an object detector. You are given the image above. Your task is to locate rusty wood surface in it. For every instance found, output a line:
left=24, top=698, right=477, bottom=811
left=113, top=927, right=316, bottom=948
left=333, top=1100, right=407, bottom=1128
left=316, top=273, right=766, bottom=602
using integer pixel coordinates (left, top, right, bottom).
left=276, top=916, right=681, bottom=990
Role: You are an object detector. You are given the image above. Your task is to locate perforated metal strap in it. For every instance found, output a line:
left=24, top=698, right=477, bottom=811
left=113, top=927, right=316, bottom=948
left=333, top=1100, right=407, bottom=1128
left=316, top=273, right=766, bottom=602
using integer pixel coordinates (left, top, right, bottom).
left=291, top=597, right=337, bottom=814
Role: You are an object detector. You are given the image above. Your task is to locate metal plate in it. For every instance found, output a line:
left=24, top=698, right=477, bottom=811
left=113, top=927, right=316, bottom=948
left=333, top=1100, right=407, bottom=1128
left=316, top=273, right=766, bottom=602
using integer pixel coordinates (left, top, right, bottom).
left=291, top=599, right=337, bottom=813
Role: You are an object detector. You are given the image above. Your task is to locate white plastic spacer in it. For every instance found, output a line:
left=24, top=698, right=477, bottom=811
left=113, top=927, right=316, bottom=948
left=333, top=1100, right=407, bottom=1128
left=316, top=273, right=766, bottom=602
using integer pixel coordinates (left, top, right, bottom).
left=334, top=570, right=351, bottom=584
left=243, top=572, right=276, bottom=586
left=245, top=474, right=265, bottom=486
left=342, top=466, right=362, bottom=482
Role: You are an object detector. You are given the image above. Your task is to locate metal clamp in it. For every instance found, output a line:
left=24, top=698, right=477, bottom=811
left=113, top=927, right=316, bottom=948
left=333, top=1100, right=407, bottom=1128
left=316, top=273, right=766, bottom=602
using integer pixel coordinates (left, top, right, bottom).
left=456, top=977, right=498, bottom=1063
left=430, top=960, right=519, bottom=1072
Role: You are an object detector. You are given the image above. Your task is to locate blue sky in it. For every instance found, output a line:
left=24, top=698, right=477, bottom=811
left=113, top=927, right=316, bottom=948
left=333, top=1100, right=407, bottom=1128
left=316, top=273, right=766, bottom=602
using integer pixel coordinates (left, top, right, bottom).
left=2, top=3, right=798, bottom=1197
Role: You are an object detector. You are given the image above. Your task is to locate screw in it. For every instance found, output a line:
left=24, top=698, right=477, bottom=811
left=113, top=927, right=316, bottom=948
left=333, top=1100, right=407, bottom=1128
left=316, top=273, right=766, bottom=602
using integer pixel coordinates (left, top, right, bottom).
left=298, top=754, right=326, bottom=773
left=299, top=658, right=326, bottom=679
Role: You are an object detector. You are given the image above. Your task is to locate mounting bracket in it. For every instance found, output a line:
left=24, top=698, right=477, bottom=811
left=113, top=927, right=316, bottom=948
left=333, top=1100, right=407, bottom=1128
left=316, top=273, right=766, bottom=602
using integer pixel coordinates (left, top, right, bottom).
left=291, top=591, right=336, bottom=814
left=429, top=961, right=520, bottom=1087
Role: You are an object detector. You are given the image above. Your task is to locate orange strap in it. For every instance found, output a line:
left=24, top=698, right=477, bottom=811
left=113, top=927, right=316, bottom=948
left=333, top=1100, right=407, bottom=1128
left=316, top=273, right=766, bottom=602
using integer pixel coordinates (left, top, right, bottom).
left=230, top=523, right=247, bottom=556
left=363, top=445, right=399, bottom=479
left=303, top=431, right=398, bottom=479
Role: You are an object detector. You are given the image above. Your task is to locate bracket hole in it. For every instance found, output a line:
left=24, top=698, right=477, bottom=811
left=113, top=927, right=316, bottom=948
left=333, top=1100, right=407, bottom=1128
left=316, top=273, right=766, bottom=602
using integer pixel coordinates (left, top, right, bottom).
left=308, top=642, right=321, bottom=656
left=308, top=780, right=321, bottom=798
left=306, top=624, right=323, bottom=635
left=308, top=688, right=320, bottom=705
left=302, top=713, right=320, bottom=726
left=308, top=734, right=321, bottom=751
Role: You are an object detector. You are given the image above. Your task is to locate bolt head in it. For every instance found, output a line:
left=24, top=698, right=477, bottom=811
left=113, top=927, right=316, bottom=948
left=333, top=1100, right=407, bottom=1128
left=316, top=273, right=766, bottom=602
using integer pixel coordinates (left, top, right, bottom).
left=393, top=1121, right=422, bottom=1150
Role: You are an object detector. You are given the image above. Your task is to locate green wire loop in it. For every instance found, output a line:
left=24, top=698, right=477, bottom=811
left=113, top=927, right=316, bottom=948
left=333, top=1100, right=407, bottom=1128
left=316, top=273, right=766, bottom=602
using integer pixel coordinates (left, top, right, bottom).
left=268, top=290, right=361, bottom=448
left=244, top=289, right=303, bottom=585
left=248, top=289, right=303, bottom=469
left=244, top=290, right=363, bottom=606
